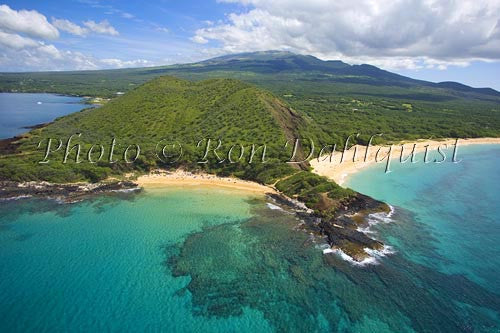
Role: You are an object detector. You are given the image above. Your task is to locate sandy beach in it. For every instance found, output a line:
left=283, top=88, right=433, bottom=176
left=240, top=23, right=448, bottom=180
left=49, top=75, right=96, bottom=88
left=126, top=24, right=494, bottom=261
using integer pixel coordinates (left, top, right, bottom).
left=135, top=169, right=276, bottom=194
left=311, top=137, right=500, bottom=186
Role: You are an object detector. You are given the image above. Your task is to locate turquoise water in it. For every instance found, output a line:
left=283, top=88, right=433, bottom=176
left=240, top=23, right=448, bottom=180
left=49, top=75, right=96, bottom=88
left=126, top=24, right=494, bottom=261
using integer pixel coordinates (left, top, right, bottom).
left=1, top=145, right=500, bottom=332
left=0, top=188, right=272, bottom=332
left=347, top=144, right=500, bottom=293
left=0, top=93, right=86, bottom=139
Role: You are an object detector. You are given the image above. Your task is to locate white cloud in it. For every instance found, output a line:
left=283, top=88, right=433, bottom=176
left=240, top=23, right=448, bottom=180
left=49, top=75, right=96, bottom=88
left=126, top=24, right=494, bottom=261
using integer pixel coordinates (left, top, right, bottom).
left=155, top=26, right=170, bottom=33
left=83, top=20, right=119, bottom=36
left=53, top=18, right=121, bottom=37
left=99, top=58, right=155, bottom=68
left=0, top=42, right=156, bottom=71
left=0, top=5, right=141, bottom=71
left=0, top=4, right=59, bottom=39
left=52, top=18, right=88, bottom=36
left=335, top=55, right=472, bottom=71
left=191, top=35, right=208, bottom=44
left=121, top=12, right=134, bottom=19
left=0, top=30, right=39, bottom=49
left=193, top=0, right=500, bottom=70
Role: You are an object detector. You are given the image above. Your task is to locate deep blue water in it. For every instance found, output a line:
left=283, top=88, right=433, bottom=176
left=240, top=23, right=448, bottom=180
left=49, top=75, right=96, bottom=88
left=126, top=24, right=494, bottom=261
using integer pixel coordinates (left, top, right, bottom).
left=0, top=145, right=499, bottom=332
left=0, top=93, right=86, bottom=139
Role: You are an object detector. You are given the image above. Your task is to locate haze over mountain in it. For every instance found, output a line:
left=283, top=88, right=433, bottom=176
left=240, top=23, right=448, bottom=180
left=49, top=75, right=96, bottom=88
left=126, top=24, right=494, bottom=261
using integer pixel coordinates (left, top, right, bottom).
left=198, top=51, right=499, bottom=96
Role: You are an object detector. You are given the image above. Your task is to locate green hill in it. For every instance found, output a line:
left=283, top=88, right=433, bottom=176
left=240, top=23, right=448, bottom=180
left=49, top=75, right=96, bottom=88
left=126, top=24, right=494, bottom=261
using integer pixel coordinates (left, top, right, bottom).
left=0, top=76, right=321, bottom=184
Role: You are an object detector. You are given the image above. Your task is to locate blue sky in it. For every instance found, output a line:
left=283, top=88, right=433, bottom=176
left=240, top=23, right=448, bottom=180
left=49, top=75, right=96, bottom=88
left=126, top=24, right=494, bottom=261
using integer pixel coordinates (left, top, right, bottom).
left=1, top=0, right=243, bottom=64
left=1, top=0, right=499, bottom=90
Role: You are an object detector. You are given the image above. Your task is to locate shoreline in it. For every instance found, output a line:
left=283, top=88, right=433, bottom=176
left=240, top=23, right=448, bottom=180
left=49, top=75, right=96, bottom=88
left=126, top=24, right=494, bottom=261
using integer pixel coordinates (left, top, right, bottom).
left=310, top=137, right=500, bottom=186
left=0, top=180, right=139, bottom=203
left=135, top=169, right=276, bottom=195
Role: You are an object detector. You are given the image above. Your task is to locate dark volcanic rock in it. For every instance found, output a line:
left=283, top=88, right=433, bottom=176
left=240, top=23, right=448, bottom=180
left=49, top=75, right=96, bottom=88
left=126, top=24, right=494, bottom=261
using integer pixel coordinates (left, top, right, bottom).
left=269, top=190, right=389, bottom=262
left=321, top=223, right=383, bottom=249
left=0, top=136, right=23, bottom=155
left=318, top=193, right=388, bottom=260
left=267, top=193, right=310, bottom=211
left=0, top=180, right=140, bottom=203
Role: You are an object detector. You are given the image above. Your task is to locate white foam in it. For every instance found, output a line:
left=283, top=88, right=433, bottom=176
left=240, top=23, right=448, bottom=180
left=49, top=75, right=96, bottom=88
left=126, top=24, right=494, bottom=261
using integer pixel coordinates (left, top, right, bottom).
left=357, top=205, right=397, bottom=236
left=356, top=226, right=376, bottom=234
left=322, top=207, right=397, bottom=266
left=387, top=205, right=395, bottom=218
left=369, top=211, right=394, bottom=224
left=316, top=243, right=332, bottom=251
left=330, top=248, right=379, bottom=266
left=356, top=217, right=381, bottom=234
left=364, top=245, right=395, bottom=258
left=0, top=195, right=32, bottom=201
left=110, top=188, right=141, bottom=193
left=266, top=203, right=283, bottom=211
left=322, top=245, right=396, bottom=267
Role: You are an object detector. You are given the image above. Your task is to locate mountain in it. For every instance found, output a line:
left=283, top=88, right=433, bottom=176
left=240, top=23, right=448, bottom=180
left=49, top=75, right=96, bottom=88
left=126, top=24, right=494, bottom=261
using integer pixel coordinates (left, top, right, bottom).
left=1, top=51, right=498, bottom=99
left=436, top=81, right=500, bottom=97
left=196, top=50, right=351, bottom=72
left=191, top=51, right=418, bottom=85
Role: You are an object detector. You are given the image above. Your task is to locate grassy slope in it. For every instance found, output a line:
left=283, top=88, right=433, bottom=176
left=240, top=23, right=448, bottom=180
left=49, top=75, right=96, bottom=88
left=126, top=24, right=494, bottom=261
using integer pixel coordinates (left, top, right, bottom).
left=0, top=77, right=300, bottom=179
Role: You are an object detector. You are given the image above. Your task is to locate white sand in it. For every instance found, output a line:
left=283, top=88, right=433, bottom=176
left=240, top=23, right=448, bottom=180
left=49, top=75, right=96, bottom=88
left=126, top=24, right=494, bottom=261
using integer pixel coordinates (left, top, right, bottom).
left=310, top=138, right=500, bottom=185
left=135, top=169, right=276, bottom=194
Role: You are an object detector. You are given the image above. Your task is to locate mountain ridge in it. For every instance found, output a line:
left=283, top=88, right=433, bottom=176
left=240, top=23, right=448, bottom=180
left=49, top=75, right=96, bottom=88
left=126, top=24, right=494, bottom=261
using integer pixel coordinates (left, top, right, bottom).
left=185, top=51, right=499, bottom=94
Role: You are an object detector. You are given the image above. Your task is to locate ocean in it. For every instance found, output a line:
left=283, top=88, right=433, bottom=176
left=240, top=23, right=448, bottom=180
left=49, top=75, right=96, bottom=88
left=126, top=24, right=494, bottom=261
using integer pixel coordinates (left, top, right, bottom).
left=347, top=144, right=500, bottom=294
left=0, top=93, right=86, bottom=139
left=0, top=144, right=499, bottom=332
